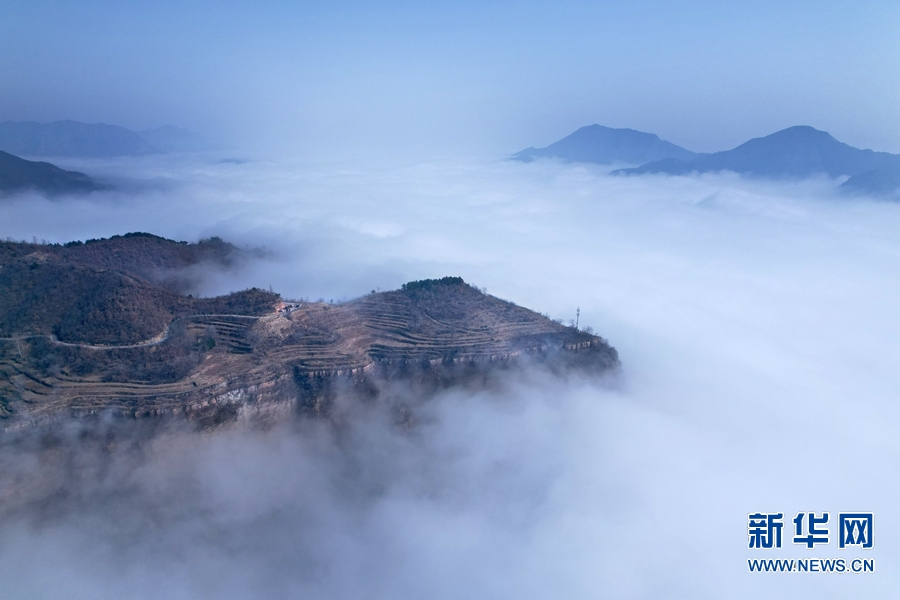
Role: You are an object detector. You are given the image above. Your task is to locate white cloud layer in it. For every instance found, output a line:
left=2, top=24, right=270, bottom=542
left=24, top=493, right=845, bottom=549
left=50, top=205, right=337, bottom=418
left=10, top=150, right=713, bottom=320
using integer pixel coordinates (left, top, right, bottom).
left=1, top=156, right=899, bottom=598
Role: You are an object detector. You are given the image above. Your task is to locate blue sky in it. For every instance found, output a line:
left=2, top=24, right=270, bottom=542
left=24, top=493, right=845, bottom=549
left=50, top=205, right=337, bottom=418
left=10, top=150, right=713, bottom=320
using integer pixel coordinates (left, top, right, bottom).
left=2, top=0, right=898, bottom=158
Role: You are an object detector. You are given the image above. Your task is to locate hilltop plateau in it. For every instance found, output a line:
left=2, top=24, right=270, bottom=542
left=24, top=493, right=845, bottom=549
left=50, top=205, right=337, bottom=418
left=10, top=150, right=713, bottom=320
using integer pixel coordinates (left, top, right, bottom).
left=0, top=235, right=618, bottom=427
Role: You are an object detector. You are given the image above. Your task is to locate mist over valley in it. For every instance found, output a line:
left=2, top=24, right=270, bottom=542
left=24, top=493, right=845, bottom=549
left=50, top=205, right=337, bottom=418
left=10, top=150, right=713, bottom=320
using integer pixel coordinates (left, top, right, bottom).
left=0, top=151, right=898, bottom=598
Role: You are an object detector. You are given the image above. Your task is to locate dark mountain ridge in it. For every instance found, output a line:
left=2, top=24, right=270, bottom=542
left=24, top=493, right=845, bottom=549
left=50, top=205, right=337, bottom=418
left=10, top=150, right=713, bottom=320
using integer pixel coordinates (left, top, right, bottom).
left=513, top=125, right=697, bottom=165
left=0, top=150, right=103, bottom=195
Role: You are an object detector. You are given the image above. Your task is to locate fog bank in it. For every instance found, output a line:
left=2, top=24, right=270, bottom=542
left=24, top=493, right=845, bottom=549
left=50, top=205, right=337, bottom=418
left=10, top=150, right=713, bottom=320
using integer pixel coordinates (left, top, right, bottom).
left=1, top=156, right=899, bottom=598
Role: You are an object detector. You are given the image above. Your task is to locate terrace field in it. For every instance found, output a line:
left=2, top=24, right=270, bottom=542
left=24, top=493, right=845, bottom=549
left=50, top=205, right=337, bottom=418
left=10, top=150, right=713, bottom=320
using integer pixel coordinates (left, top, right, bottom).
left=0, top=237, right=618, bottom=427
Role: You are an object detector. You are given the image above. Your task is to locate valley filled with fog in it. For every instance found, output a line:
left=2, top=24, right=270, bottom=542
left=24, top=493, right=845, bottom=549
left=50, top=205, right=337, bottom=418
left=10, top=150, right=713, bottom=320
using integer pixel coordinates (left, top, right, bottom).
left=1, top=155, right=898, bottom=598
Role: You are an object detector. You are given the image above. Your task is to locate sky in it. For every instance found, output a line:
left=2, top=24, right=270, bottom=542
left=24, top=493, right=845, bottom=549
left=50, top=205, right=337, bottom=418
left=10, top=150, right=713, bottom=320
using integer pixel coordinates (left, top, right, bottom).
left=2, top=0, right=899, bottom=159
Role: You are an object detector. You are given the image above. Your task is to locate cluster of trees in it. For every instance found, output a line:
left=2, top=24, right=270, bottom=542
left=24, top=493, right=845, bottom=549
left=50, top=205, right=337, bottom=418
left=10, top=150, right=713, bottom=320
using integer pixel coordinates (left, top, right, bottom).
left=401, top=276, right=467, bottom=292
left=0, top=234, right=278, bottom=345
left=0, top=261, right=174, bottom=344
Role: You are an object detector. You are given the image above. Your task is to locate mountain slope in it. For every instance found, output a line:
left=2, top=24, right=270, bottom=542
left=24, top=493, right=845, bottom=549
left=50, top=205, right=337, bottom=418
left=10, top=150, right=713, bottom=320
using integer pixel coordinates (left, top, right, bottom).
left=0, top=120, right=160, bottom=157
left=0, top=150, right=102, bottom=195
left=617, top=126, right=900, bottom=179
left=841, top=167, right=900, bottom=197
left=0, top=233, right=263, bottom=345
left=0, top=236, right=618, bottom=425
left=512, top=125, right=697, bottom=165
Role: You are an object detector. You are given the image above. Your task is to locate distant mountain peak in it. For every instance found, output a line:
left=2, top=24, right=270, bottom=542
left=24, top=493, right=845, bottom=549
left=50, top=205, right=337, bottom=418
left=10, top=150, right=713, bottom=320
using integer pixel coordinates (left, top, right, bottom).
left=735, top=125, right=842, bottom=150
left=769, top=124, right=829, bottom=137
left=512, top=125, right=696, bottom=165
left=614, top=125, right=900, bottom=185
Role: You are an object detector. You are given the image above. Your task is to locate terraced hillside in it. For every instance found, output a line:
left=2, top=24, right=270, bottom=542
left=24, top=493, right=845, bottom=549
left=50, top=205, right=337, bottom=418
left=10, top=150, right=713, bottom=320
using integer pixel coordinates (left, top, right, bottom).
left=0, top=237, right=618, bottom=427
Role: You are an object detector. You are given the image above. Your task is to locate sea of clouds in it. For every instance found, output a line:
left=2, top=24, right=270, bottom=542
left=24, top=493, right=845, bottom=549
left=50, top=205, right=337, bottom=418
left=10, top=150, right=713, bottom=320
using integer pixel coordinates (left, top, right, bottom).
left=1, top=154, right=898, bottom=598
